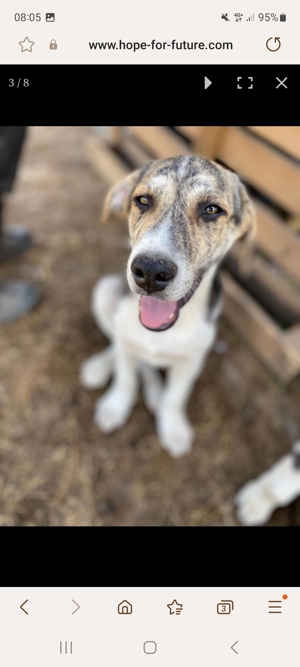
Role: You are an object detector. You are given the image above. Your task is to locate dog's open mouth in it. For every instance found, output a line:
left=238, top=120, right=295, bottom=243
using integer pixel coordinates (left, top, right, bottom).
left=139, top=275, right=202, bottom=331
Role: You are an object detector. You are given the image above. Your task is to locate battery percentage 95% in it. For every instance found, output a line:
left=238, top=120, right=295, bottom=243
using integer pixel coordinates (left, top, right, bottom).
left=258, top=13, right=278, bottom=20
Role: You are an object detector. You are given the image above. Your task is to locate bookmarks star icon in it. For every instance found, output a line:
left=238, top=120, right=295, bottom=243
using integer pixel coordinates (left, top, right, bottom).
left=167, top=600, right=183, bottom=615
left=19, top=37, right=35, bottom=52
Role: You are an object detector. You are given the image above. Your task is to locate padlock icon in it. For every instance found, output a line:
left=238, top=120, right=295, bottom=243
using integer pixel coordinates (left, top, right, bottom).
left=49, top=39, right=57, bottom=50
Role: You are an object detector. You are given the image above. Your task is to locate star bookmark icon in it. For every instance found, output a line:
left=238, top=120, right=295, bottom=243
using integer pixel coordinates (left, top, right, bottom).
left=19, top=37, right=35, bottom=52
left=167, top=600, right=183, bottom=615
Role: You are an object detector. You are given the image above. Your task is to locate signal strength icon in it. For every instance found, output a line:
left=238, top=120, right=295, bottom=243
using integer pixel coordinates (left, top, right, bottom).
left=246, top=13, right=255, bottom=20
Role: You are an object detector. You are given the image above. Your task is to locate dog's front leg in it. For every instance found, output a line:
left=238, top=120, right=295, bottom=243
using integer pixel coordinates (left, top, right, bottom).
left=94, top=342, right=139, bottom=433
left=157, top=358, right=204, bottom=458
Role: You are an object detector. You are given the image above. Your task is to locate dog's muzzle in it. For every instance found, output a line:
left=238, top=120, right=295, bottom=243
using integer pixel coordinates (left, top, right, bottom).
left=131, top=255, right=177, bottom=294
left=131, top=254, right=186, bottom=331
left=131, top=256, right=202, bottom=331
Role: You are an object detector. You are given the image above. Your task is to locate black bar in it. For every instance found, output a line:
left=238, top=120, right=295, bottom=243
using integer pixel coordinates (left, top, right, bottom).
left=1, top=527, right=300, bottom=586
left=0, top=65, right=297, bottom=124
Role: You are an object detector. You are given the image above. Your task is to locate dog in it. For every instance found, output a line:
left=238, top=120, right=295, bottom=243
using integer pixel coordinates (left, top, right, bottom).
left=80, top=155, right=255, bottom=457
left=235, top=441, right=300, bottom=525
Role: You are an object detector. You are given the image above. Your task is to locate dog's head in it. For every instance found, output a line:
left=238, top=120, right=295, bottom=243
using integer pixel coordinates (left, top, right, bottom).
left=103, top=155, right=255, bottom=331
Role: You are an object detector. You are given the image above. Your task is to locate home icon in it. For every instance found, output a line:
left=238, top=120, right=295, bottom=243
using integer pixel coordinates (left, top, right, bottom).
left=118, top=600, right=132, bottom=614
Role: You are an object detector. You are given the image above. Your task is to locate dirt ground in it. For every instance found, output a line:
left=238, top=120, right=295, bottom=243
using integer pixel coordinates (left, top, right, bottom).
left=0, top=126, right=300, bottom=526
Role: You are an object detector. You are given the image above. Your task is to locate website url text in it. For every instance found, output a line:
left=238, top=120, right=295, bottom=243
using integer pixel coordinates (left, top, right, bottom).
left=89, top=39, right=233, bottom=52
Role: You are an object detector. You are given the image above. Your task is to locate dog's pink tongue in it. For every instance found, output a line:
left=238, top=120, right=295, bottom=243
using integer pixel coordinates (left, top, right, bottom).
left=140, top=296, right=178, bottom=330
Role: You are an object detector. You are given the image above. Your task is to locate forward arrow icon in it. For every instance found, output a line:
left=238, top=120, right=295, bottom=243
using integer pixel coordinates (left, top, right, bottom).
left=204, top=77, right=212, bottom=89
left=72, top=599, right=80, bottom=614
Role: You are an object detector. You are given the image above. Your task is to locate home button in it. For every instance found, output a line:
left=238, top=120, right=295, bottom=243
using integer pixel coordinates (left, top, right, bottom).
left=144, top=641, right=157, bottom=654
left=118, top=599, right=133, bottom=614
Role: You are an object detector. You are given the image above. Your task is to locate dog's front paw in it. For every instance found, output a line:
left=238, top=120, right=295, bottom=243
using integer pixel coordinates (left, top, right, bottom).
left=94, top=390, right=132, bottom=433
left=80, top=351, right=113, bottom=389
left=157, top=409, right=194, bottom=458
left=235, top=481, right=275, bottom=526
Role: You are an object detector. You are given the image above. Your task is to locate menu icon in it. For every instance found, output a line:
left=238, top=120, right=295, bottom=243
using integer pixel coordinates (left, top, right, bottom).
left=268, top=594, right=288, bottom=613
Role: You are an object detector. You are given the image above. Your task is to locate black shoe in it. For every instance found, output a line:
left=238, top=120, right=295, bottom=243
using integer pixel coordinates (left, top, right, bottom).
left=0, top=280, right=43, bottom=324
left=0, top=227, right=32, bottom=260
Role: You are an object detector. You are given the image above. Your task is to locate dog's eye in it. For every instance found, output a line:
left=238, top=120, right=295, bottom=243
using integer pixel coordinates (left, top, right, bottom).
left=134, top=195, right=150, bottom=209
left=200, top=203, right=225, bottom=221
left=203, top=205, right=222, bottom=215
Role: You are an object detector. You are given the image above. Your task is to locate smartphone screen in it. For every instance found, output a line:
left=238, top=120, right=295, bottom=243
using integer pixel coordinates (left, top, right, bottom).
left=1, top=4, right=299, bottom=665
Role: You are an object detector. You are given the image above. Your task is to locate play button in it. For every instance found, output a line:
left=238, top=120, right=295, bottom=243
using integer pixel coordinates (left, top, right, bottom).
left=204, top=77, right=212, bottom=89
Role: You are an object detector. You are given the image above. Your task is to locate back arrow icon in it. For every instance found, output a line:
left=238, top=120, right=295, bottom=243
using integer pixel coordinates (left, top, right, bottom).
left=231, top=641, right=238, bottom=654
left=72, top=599, right=80, bottom=614
left=20, top=599, right=28, bottom=615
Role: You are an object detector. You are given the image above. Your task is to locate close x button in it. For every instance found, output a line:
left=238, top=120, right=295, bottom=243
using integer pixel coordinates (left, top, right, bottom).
left=276, top=76, right=288, bottom=88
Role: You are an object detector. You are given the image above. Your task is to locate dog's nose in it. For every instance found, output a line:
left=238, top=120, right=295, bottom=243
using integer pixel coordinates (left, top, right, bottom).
left=131, top=255, right=177, bottom=293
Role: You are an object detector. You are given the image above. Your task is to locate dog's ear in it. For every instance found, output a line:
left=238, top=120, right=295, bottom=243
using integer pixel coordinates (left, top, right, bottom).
left=102, top=165, right=150, bottom=223
left=230, top=173, right=256, bottom=275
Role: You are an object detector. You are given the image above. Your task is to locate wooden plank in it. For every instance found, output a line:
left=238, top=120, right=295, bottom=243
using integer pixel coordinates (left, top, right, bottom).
left=222, top=271, right=300, bottom=383
left=288, top=216, right=300, bottom=232
left=227, top=243, right=300, bottom=326
left=194, top=126, right=228, bottom=160
left=117, top=134, right=151, bottom=168
left=126, top=126, right=190, bottom=159
left=254, top=199, right=300, bottom=284
left=175, top=126, right=200, bottom=141
left=216, top=127, right=300, bottom=216
left=127, top=125, right=228, bottom=160
left=283, top=325, right=300, bottom=355
left=93, top=126, right=123, bottom=145
left=248, top=127, right=300, bottom=161
left=105, top=126, right=124, bottom=146
left=86, top=135, right=130, bottom=185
